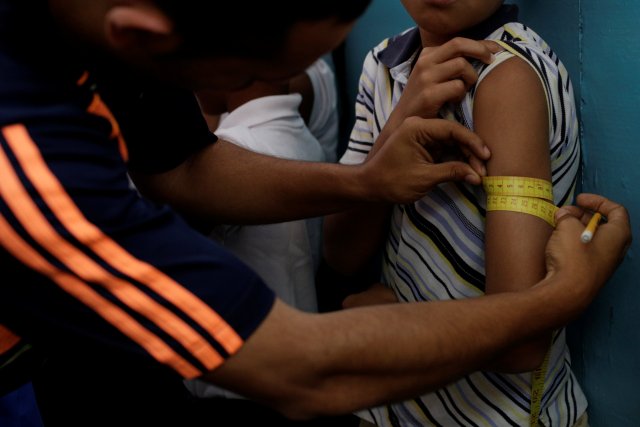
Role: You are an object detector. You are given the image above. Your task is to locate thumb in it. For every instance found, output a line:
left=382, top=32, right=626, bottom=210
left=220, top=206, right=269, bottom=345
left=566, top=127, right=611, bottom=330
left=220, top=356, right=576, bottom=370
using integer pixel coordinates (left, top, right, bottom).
left=480, top=40, right=504, bottom=54
left=553, top=207, right=585, bottom=234
left=554, top=206, right=572, bottom=224
left=427, top=162, right=482, bottom=186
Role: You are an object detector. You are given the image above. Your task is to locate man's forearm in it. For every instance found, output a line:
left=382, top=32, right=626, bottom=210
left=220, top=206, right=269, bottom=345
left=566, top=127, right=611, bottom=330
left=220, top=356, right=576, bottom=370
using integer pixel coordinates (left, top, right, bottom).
left=206, top=270, right=588, bottom=420
left=131, top=119, right=492, bottom=226
left=132, top=140, right=371, bottom=224
left=304, top=272, right=584, bottom=411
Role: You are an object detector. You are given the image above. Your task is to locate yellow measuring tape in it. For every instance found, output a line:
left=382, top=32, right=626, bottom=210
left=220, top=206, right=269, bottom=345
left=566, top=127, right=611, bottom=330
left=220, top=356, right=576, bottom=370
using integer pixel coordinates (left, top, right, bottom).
left=483, top=176, right=559, bottom=227
left=530, top=348, right=551, bottom=427
left=483, top=176, right=556, bottom=426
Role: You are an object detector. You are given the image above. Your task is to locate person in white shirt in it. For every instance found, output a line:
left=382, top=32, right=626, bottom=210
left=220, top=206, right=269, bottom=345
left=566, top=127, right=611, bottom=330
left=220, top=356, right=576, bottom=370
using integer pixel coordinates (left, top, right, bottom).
left=185, top=59, right=355, bottom=426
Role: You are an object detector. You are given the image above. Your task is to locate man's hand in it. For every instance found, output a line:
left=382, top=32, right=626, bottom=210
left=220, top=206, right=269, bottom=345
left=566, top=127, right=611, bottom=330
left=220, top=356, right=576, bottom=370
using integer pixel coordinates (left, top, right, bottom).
left=545, top=193, right=631, bottom=303
left=360, top=117, right=490, bottom=204
left=342, top=283, right=399, bottom=309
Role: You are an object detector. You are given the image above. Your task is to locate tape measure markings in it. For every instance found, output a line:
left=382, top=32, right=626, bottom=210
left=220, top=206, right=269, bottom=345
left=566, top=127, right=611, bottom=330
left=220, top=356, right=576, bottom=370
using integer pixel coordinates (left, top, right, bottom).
left=486, top=196, right=557, bottom=227
left=482, top=176, right=554, bottom=201
left=483, top=177, right=558, bottom=227
left=530, top=346, right=551, bottom=426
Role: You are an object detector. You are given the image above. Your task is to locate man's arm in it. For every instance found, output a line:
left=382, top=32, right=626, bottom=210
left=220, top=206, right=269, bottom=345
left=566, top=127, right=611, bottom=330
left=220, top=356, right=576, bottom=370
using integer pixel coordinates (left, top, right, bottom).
left=202, top=194, right=630, bottom=420
left=131, top=118, right=490, bottom=225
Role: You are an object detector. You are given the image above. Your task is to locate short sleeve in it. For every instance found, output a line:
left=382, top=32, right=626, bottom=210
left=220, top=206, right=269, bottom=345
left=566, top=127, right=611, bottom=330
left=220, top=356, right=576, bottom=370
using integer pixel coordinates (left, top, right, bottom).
left=94, top=72, right=217, bottom=175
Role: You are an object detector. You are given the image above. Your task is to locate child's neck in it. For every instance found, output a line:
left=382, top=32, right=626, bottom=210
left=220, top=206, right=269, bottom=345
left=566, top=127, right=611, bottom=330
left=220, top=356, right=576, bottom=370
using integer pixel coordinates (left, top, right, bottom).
left=418, top=29, right=459, bottom=47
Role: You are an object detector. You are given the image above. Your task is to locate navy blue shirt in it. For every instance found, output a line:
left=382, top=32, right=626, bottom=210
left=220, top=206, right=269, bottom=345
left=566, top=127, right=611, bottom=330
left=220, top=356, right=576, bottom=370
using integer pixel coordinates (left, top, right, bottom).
left=0, top=0, right=275, bottom=379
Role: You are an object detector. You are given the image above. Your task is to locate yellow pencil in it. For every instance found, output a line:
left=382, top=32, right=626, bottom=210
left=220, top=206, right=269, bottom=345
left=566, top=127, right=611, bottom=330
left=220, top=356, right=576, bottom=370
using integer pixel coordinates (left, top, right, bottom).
left=580, top=212, right=602, bottom=243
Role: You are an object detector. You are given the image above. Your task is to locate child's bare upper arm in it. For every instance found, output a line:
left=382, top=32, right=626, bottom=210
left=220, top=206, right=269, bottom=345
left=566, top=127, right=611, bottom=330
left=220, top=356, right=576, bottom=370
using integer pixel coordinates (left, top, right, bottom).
left=473, top=55, right=552, bottom=294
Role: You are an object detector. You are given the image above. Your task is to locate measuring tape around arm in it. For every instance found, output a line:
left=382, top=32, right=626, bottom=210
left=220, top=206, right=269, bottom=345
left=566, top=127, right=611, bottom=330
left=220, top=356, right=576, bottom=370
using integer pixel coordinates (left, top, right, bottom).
left=483, top=176, right=558, bottom=227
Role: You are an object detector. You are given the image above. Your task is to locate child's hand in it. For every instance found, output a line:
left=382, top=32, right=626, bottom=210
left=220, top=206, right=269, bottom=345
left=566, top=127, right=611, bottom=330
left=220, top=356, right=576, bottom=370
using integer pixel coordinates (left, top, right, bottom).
left=391, top=37, right=501, bottom=122
left=342, top=283, right=399, bottom=309
left=370, top=38, right=500, bottom=161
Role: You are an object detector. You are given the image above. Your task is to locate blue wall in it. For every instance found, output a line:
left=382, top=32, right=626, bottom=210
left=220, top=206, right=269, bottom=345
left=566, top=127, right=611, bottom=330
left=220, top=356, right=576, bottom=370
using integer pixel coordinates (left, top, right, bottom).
left=344, top=1, right=640, bottom=424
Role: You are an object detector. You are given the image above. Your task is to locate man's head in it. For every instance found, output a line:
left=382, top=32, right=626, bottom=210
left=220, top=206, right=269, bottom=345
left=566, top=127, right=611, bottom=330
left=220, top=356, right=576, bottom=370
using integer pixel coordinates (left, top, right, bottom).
left=152, top=1, right=370, bottom=59
left=52, top=0, right=370, bottom=91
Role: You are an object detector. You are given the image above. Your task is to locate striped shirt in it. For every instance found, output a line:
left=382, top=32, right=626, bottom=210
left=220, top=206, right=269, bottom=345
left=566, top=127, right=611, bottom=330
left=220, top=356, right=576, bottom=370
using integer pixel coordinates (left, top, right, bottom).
left=340, top=13, right=586, bottom=427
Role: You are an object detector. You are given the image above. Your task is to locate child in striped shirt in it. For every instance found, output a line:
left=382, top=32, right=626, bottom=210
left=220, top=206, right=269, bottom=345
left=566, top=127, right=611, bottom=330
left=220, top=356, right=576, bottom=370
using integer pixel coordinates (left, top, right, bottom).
left=324, top=1, right=587, bottom=426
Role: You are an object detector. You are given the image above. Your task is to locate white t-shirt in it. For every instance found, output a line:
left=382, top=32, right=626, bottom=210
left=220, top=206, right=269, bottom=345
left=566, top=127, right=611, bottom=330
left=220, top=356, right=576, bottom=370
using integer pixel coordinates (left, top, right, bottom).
left=212, top=92, right=324, bottom=313
left=185, top=59, right=339, bottom=400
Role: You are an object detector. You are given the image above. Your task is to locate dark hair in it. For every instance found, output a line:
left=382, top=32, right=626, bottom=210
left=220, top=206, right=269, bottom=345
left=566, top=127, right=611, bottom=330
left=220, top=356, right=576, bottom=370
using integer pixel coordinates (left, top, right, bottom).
left=154, top=0, right=372, bottom=58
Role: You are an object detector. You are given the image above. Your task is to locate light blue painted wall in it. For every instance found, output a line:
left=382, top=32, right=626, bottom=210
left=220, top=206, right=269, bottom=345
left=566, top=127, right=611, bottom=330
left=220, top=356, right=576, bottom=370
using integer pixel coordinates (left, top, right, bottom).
left=571, top=1, right=640, bottom=425
left=344, top=1, right=640, bottom=424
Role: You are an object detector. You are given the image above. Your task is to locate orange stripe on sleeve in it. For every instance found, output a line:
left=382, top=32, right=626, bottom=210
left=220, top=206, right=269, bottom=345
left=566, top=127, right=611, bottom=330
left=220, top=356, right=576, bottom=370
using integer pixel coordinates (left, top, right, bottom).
left=0, top=325, right=21, bottom=356
left=76, top=71, right=90, bottom=87
left=0, top=130, right=224, bottom=371
left=3, top=124, right=244, bottom=355
left=0, top=216, right=201, bottom=379
left=87, top=94, right=129, bottom=162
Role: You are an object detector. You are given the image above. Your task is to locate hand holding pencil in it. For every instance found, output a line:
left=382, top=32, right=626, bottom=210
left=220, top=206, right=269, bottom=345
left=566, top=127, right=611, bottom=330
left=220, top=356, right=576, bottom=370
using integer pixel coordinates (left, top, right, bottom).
left=544, top=193, right=631, bottom=293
